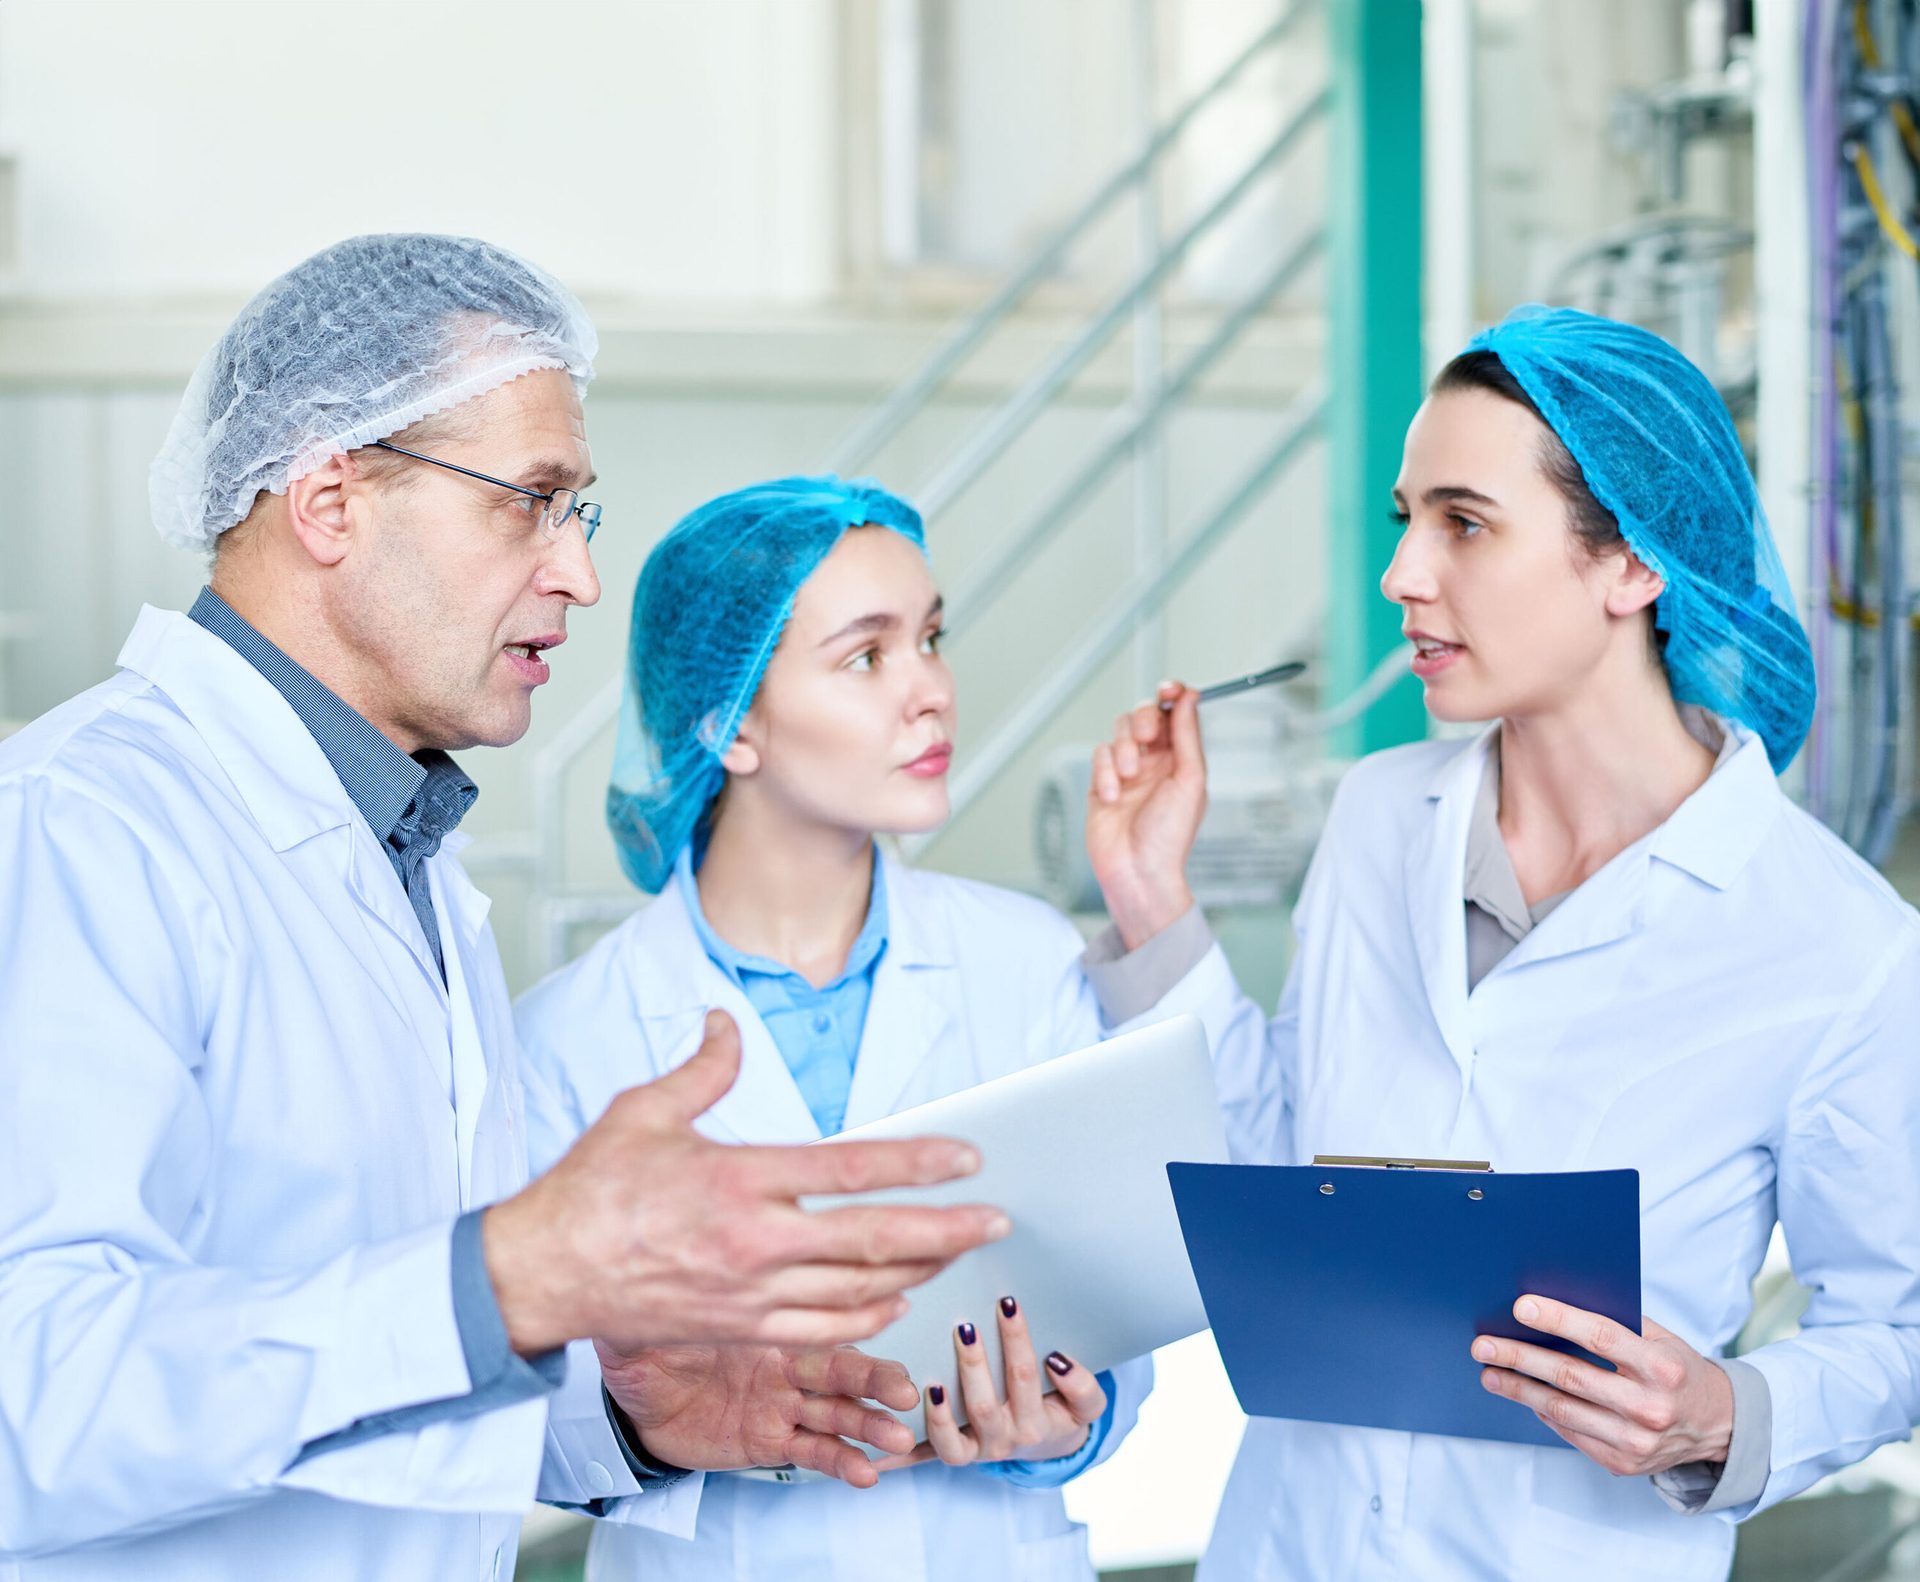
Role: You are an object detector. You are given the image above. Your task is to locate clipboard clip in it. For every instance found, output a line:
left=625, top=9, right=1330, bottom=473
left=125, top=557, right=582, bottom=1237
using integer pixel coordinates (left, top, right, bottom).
left=1312, top=1154, right=1493, bottom=1172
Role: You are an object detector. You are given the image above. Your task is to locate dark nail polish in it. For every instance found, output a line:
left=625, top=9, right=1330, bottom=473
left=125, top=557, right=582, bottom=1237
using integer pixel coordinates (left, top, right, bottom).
left=957, top=1322, right=977, bottom=1347
left=928, top=1383, right=945, bottom=1406
left=1046, top=1351, right=1073, bottom=1376
left=1000, top=1295, right=1018, bottom=1319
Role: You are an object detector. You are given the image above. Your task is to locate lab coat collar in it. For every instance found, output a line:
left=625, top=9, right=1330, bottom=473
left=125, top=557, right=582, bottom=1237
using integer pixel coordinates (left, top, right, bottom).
left=872, top=846, right=958, bottom=970
left=840, top=850, right=956, bottom=1128
left=1408, top=731, right=1494, bottom=1072
left=1647, top=724, right=1782, bottom=890
left=1422, top=718, right=1782, bottom=893
left=628, top=846, right=957, bottom=1141
left=116, top=606, right=356, bottom=853
left=625, top=873, right=827, bottom=1142
left=1413, top=718, right=1783, bottom=1033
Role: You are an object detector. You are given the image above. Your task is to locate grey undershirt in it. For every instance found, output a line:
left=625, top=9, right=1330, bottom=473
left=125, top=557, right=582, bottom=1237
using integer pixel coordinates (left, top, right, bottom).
left=1083, top=727, right=1770, bottom=1516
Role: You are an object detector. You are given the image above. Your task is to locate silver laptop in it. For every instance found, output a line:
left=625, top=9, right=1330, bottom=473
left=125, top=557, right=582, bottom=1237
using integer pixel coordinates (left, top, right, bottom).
left=803, top=1013, right=1228, bottom=1452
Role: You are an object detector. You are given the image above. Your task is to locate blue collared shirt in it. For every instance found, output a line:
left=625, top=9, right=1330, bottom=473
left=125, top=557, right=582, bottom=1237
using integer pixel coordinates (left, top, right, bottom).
left=186, top=588, right=562, bottom=1463
left=678, top=845, right=888, bottom=1138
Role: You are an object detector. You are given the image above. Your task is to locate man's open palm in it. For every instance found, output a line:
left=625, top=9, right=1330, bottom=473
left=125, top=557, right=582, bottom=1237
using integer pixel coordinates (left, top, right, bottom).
left=597, top=1340, right=922, bottom=1489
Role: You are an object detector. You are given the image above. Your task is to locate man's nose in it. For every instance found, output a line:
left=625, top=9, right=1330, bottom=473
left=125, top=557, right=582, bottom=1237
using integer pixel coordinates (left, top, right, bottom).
left=542, top=520, right=601, bottom=608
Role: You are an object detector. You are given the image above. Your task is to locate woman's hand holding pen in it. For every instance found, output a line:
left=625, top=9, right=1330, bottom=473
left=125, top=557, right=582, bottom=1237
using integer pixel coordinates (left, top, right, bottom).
left=877, top=1295, right=1110, bottom=1471
left=1086, top=681, right=1209, bottom=950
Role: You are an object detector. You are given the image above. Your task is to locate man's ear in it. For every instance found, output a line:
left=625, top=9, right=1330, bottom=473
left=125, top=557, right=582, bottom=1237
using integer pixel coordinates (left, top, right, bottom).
left=1603, top=548, right=1665, bottom=620
left=284, top=452, right=364, bottom=568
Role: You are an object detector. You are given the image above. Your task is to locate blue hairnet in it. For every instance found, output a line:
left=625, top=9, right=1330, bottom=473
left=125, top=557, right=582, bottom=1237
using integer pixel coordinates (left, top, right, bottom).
left=1467, top=305, right=1815, bottom=771
left=608, top=474, right=927, bottom=893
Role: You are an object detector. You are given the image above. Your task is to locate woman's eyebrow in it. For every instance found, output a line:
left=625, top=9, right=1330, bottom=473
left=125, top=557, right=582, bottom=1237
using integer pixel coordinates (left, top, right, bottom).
left=817, top=612, right=899, bottom=647
left=817, top=594, right=945, bottom=649
left=1423, top=484, right=1499, bottom=508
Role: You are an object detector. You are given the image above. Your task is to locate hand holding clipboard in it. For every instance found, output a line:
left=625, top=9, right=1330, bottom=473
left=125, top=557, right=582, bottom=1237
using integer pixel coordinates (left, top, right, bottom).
left=1167, top=1156, right=1643, bottom=1449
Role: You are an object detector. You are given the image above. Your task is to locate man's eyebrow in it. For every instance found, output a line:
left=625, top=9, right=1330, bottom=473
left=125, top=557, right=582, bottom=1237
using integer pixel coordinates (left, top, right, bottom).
left=514, top=455, right=594, bottom=491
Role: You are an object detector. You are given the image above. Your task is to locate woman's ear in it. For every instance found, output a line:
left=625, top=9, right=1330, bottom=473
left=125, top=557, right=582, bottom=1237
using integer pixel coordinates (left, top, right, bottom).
left=720, top=703, right=763, bottom=776
left=1603, top=549, right=1665, bottom=620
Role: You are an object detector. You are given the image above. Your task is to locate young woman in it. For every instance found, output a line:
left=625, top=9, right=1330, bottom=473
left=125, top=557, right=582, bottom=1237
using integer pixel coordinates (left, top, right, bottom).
left=515, top=476, right=1147, bottom=1582
left=1083, top=307, right=1920, bottom=1581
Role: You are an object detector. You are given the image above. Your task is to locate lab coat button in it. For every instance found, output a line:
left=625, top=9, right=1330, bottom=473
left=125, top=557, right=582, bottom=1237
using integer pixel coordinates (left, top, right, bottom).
left=585, top=1460, right=615, bottom=1495
left=1370, top=1495, right=1383, bottom=1514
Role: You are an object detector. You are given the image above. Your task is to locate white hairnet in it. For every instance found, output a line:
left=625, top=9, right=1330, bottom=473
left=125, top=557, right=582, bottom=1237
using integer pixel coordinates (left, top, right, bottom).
left=149, top=233, right=597, bottom=553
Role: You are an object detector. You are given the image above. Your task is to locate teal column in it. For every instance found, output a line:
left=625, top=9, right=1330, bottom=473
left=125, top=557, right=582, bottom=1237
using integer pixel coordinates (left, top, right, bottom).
left=1327, top=0, right=1427, bottom=754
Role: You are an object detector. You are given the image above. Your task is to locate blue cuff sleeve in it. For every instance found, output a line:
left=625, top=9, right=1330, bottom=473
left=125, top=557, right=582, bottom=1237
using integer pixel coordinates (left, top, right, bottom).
left=289, top=1210, right=566, bottom=1466
left=602, top=1385, right=695, bottom=1490
left=974, top=1370, right=1118, bottom=1490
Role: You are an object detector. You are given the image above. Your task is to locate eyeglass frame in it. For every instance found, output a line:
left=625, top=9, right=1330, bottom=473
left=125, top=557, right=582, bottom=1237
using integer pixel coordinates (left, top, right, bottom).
left=367, top=439, right=602, bottom=544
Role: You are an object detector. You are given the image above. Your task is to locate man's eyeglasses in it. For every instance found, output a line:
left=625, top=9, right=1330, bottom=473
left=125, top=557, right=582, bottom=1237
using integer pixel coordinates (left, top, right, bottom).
left=369, top=439, right=601, bottom=544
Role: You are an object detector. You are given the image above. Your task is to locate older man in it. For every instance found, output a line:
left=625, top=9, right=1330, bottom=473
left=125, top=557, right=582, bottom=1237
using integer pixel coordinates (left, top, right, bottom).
left=0, top=235, right=1002, bottom=1581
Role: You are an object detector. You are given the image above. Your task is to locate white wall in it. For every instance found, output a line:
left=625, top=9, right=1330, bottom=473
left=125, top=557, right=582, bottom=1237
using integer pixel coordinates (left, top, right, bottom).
left=0, top=0, right=842, bottom=304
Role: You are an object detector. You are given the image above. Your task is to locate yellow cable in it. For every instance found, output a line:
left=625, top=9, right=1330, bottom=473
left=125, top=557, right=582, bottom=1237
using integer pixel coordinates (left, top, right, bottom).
left=1853, top=2, right=1920, bottom=166
left=1855, top=0, right=1881, bottom=65
left=1851, top=143, right=1920, bottom=259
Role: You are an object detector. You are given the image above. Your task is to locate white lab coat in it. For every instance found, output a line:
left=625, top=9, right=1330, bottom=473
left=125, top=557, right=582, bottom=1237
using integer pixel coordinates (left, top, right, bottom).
left=0, top=607, right=629, bottom=1581
left=1114, top=723, right=1920, bottom=1582
left=514, top=855, right=1153, bottom=1582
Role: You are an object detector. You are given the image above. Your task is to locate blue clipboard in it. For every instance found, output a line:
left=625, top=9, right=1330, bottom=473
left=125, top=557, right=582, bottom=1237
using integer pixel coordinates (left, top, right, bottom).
left=1168, top=1160, right=1641, bottom=1448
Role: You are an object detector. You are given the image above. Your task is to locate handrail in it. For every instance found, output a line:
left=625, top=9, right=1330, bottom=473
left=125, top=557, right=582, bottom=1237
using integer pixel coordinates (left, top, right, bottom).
left=945, top=225, right=1323, bottom=628
left=906, top=385, right=1327, bottom=854
left=824, top=0, right=1315, bottom=475
left=916, top=86, right=1329, bottom=519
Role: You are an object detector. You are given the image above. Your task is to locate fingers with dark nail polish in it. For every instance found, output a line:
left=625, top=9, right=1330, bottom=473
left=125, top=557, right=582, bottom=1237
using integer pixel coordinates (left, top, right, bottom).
left=999, top=1296, right=1017, bottom=1319
left=957, top=1322, right=977, bottom=1347
left=928, top=1383, right=945, bottom=1406
left=1046, top=1352, right=1073, bottom=1376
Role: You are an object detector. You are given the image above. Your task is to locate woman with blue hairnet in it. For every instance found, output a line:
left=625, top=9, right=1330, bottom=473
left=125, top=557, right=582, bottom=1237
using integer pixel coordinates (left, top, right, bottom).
left=514, top=476, right=1150, bottom=1581
left=1082, top=307, right=1920, bottom=1581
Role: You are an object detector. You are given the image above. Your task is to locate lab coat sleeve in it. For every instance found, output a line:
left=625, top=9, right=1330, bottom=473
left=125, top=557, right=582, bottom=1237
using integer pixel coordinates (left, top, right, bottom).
left=531, top=1338, right=707, bottom=1538
left=1081, top=755, right=1365, bottom=1166
left=1737, top=923, right=1920, bottom=1517
left=1086, top=914, right=1303, bottom=1167
left=0, top=778, right=483, bottom=1556
left=516, top=997, right=709, bottom=1537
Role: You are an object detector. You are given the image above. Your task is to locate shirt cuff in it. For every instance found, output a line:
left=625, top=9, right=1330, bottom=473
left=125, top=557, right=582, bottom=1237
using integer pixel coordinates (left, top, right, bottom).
left=1649, top=1358, right=1771, bottom=1516
left=450, top=1207, right=568, bottom=1395
left=973, top=1371, right=1118, bottom=1490
left=1082, top=906, right=1214, bottom=1025
left=600, top=1386, right=695, bottom=1490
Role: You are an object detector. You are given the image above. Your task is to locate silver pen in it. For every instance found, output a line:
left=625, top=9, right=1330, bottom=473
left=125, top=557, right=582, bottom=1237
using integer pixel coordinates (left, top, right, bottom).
left=1160, top=661, right=1307, bottom=710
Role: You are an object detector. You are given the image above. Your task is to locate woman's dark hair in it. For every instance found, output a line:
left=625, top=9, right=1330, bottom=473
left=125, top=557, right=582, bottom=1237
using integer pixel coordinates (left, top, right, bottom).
left=1430, top=349, right=1625, bottom=563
